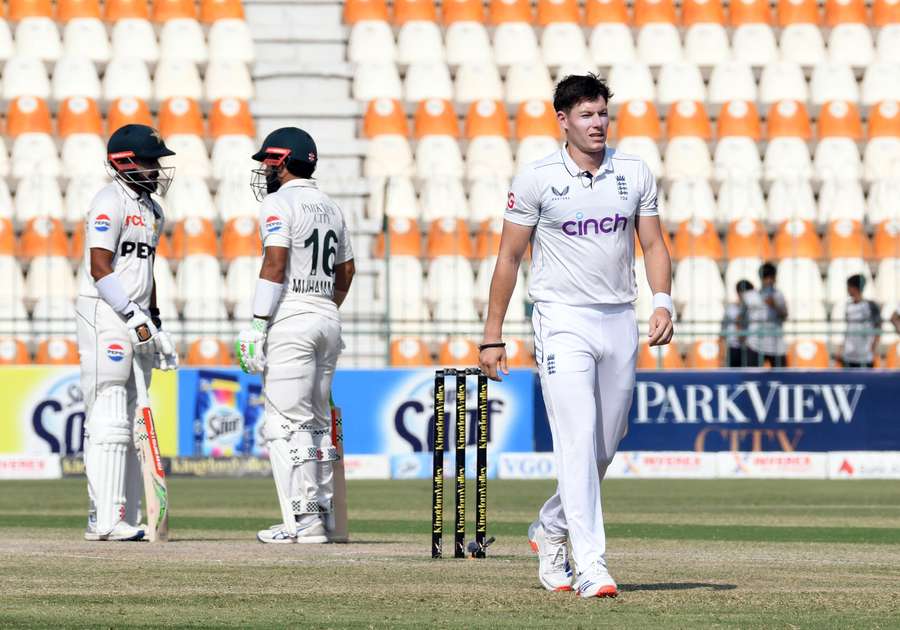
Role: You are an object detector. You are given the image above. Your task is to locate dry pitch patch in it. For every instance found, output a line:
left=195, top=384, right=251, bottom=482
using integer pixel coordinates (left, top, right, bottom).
left=0, top=479, right=898, bottom=629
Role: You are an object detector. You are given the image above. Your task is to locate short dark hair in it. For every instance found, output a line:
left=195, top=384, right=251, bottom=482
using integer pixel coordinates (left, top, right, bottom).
left=847, top=274, right=865, bottom=291
left=553, top=74, right=613, bottom=113
left=736, top=280, right=754, bottom=294
left=759, top=262, right=777, bottom=280
left=287, top=160, right=316, bottom=179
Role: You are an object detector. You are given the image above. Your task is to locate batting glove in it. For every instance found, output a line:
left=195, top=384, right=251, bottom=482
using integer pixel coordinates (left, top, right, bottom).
left=236, top=317, right=268, bottom=374
left=123, top=302, right=158, bottom=354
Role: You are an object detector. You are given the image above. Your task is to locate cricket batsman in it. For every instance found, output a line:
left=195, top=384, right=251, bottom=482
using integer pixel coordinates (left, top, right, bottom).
left=76, top=124, right=179, bottom=541
left=479, top=75, right=674, bottom=597
left=235, top=127, right=355, bottom=544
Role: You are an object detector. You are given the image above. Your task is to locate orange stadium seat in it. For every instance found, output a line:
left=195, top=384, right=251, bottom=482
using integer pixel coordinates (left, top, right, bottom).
left=9, top=0, right=53, bottom=20
left=727, top=219, right=773, bottom=259
left=185, top=338, right=231, bottom=366
left=0, top=219, right=15, bottom=256
left=717, top=100, right=761, bottom=140
left=874, top=220, right=900, bottom=259
left=617, top=100, right=661, bottom=139
left=818, top=100, right=863, bottom=139
left=465, top=99, right=509, bottom=139
left=825, top=0, right=867, bottom=26
left=438, top=337, right=479, bottom=366
left=633, top=0, right=677, bottom=26
left=788, top=340, right=830, bottom=367
left=344, top=0, right=388, bottom=24
left=413, top=98, right=458, bottom=139
left=683, top=0, right=725, bottom=26
left=201, top=0, right=244, bottom=22
left=158, top=97, right=204, bottom=137
left=489, top=0, right=532, bottom=24
left=105, top=0, right=150, bottom=20
left=537, top=0, right=579, bottom=25
left=443, top=0, right=485, bottom=24
left=767, top=99, right=812, bottom=139
left=69, top=222, right=84, bottom=263
left=666, top=101, right=711, bottom=139
left=58, top=0, right=101, bottom=20
left=107, top=97, right=153, bottom=134
left=638, top=342, right=685, bottom=369
left=221, top=217, right=260, bottom=263
left=36, top=339, right=79, bottom=365
left=390, top=337, right=433, bottom=365
left=7, top=96, right=52, bottom=137
left=774, top=219, right=824, bottom=259
left=686, top=340, right=724, bottom=368
left=152, top=0, right=197, bottom=22
left=156, top=232, right=173, bottom=259
left=170, top=218, right=218, bottom=258
left=0, top=338, right=30, bottom=365
left=873, top=0, right=900, bottom=26
left=372, top=218, right=423, bottom=257
left=827, top=219, right=872, bottom=259
left=869, top=100, right=900, bottom=138
left=777, top=0, right=820, bottom=25
left=475, top=221, right=502, bottom=258
left=886, top=342, right=900, bottom=368
left=426, top=218, right=474, bottom=259
left=19, top=218, right=68, bottom=260
left=673, top=219, right=724, bottom=260
left=505, top=337, right=535, bottom=367
left=730, top=0, right=772, bottom=25
left=57, top=97, right=102, bottom=137
left=515, top=100, right=558, bottom=139
left=393, top=0, right=436, bottom=25
left=363, top=98, right=408, bottom=138
left=209, top=98, right=254, bottom=138
left=585, top=0, right=629, bottom=25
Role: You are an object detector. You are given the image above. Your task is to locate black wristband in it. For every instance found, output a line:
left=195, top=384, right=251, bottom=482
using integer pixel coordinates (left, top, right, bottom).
left=479, top=342, right=506, bottom=351
left=149, top=307, right=162, bottom=330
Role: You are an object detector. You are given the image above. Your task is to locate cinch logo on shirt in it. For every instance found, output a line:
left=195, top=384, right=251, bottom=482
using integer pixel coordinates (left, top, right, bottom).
left=107, top=343, right=125, bottom=362
left=93, top=214, right=112, bottom=232
left=561, top=212, right=628, bottom=237
left=266, top=215, right=283, bottom=232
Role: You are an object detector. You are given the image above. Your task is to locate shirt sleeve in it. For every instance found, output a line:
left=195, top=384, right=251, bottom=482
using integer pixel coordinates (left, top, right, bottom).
left=637, top=160, right=659, bottom=217
left=85, top=188, right=124, bottom=253
left=258, top=195, right=291, bottom=248
left=335, top=210, right=354, bottom=265
left=504, top=169, right=541, bottom=227
left=870, top=301, right=883, bottom=328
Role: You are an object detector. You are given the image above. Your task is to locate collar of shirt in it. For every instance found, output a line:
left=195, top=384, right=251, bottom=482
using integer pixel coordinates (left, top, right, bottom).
left=561, top=143, right=615, bottom=181
left=280, top=178, right=318, bottom=191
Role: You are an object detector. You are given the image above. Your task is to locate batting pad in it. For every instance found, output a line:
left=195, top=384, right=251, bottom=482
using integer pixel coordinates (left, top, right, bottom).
left=85, top=386, right=130, bottom=535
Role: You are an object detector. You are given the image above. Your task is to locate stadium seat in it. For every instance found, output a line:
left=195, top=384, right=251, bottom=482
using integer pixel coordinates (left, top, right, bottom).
left=861, top=66, right=900, bottom=109
left=774, top=219, right=824, bottom=259
left=825, top=0, right=873, bottom=62
left=634, top=0, right=681, bottom=66
left=672, top=219, right=723, bottom=261
left=153, top=0, right=197, bottom=21
left=707, top=62, right=757, bottom=105
left=787, top=340, right=830, bottom=367
left=814, top=101, right=863, bottom=181
left=469, top=177, right=509, bottom=224
left=0, top=337, right=30, bottom=364
left=181, top=299, right=230, bottom=345
left=205, top=59, right=254, bottom=101
left=768, top=178, right=817, bottom=225
left=177, top=252, right=224, bottom=304
left=343, top=0, right=388, bottom=24
left=718, top=179, right=767, bottom=224
left=102, top=56, right=153, bottom=101
left=607, top=62, right=655, bottom=103
left=437, top=337, right=479, bottom=366
left=494, top=23, right=540, bottom=68
left=64, top=176, right=106, bottom=224
left=445, top=21, right=492, bottom=67
left=425, top=218, right=474, bottom=259
left=656, top=62, right=706, bottom=106
left=414, top=99, right=463, bottom=180
left=367, top=176, right=419, bottom=222
left=615, top=99, right=662, bottom=177
left=638, top=342, right=685, bottom=369
left=2, top=56, right=50, bottom=100
left=404, top=61, right=453, bottom=103
left=61, top=0, right=110, bottom=64
left=678, top=300, right=726, bottom=342
left=58, top=98, right=106, bottom=179
left=426, top=255, right=476, bottom=310
left=453, top=62, right=503, bottom=103
left=201, top=0, right=244, bottom=22
left=506, top=61, right=554, bottom=104
left=14, top=14, right=62, bottom=63
left=35, top=338, right=79, bottom=365
left=107, top=97, right=153, bottom=134
left=109, top=18, right=159, bottom=64
left=826, top=218, right=872, bottom=260
left=420, top=178, right=469, bottom=222
left=27, top=257, right=77, bottom=302
left=868, top=180, right=900, bottom=225
left=184, top=338, right=230, bottom=366
left=52, top=56, right=101, bottom=101
left=777, top=257, right=826, bottom=310
left=674, top=256, right=726, bottom=304
left=716, top=98, right=763, bottom=140
left=730, top=0, right=777, bottom=66
left=683, top=0, right=728, bottom=65
left=685, top=340, right=723, bottom=368
left=16, top=176, right=64, bottom=222
left=154, top=57, right=203, bottom=101
left=664, top=101, right=712, bottom=180
left=383, top=258, right=430, bottom=332
left=515, top=101, right=561, bottom=167
left=165, top=175, right=216, bottom=222
left=874, top=219, right=900, bottom=260
left=665, top=178, right=716, bottom=227
left=171, top=217, right=218, bottom=260
left=781, top=25, right=826, bottom=68
left=389, top=337, right=433, bottom=366
left=764, top=100, right=813, bottom=181
left=724, top=256, right=764, bottom=300
left=818, top=179, right=866, bottom=224
left=353, top=62, right=403, bottom=101
left=759, top=62, right=809, bottom=105
left=877, top=22, right=900, bottom=63
left=372, top=218, right=423, bottom=258
left=542, top=23, right=588, bottom=69
left=207, top=17, right=254, bottom=64
left=0, top=21, right=12, bottom=64
left=810, top=63, right=860, bottom=106
left=465, top=101, right=513, bottom=180
left=714, top=102, right=762, bottom=181
left=159, top=16, right=207, bottom=64
left=397, top=20, right=444, bottom=65
left=159, top=97, right=210, bottom=178
left=727, top=218, right=773, bottom=260
left=589, top=21, right=635, bottom=67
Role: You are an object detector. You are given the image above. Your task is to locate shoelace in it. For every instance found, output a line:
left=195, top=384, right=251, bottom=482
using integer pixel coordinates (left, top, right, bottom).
left=546, top=542, right=570, bottom=574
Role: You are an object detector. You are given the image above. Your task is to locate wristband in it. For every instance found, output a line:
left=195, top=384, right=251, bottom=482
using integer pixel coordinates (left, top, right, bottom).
left=652, top=293, right=674, bottom=317
left=252, top=278, right=284, bottom=319
left=149, top=307, right=162, bottom=330
left=95, top=272, right=131, bottom=314
left=479, top=342, right=506, bottom=351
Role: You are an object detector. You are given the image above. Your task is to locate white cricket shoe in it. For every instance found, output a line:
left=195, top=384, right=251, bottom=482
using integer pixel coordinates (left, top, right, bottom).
left=528, top=520, right=574, bottom=592
left=575, top=561, right=619, bottom=598
left=84, top=520, right=145, bottom=542
left=257, top=515, right=329, bottom=544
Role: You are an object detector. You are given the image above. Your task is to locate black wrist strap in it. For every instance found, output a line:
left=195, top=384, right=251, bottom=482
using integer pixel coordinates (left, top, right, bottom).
left=479, top=342, right=506, bottom=351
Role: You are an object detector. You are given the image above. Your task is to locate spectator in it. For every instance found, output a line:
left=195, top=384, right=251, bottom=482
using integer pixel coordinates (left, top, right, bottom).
left=721, top=280, right=753, bottom=368
left=741, top=262, right=788, bottom=367
left=892, top=303, right=900, bottom=334
left=839, top=275, right=881, bottom=368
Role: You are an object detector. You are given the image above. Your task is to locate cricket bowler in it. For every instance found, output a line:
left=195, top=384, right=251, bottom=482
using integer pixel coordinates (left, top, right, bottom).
left=479, top=75, right=674, bottom=597
left=76, top=124, right=179, bottom=541
left=235, top=127, right=355, bottom=544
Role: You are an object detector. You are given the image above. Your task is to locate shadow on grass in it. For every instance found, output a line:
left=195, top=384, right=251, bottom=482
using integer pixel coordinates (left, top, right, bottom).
left=620, top=582, right=737, bottom=592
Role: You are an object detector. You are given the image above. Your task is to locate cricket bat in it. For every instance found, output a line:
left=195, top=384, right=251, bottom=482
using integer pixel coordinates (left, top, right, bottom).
left=133, top=358, right=169, bottom=542
left=330, top=396, right=349, bottom=543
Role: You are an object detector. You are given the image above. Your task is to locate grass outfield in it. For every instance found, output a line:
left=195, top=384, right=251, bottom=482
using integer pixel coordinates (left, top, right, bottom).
left=1, top=479, right=898, bottom=629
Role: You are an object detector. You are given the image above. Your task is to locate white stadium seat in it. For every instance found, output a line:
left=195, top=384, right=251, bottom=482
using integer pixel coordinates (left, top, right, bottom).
left=506, top=62, right=554, bottom=104
left=364, top=135, right=413, bottom=178
left=165, top=176, right=217, bottom=222
left=684, top=23, right=730, bottom=68
left=541, top=23, right=588, bottom=68
left=713, top=137, right=761, bottom=182
left=11, top=134, right=60, bottom=180
left=208, top=19, right=255, bottom=64
left=205, top=60, right=254, bottom=101
left=416, top=136, right=464, bottom=180
left=445, top=22, right=492, bottom=66
left=52, top=56, right=101, bottom=101
left=2, top=56, right=50, bottom=100
left=780, top=24, right=826, bottom=67
left=15, top=176, right=64, bottom=223
left=664, top=138, right=712, bottom=180
left=469, top=177, right=509, bottom=224
left=353, top=62, right=403, bottom=101
left=405, top=62, right=453, bottom=102
left=759, top=62, right=808, bottom=105
left=455, top=63, right=504, bottom=103
left=420, top=177, right=469, bottom=222
left=764, top=138, right=812, bottom=182
left=154, top=58, right=203, bottom=101
left=493, top=22, right=540, bottom=67
left=397, top=21, right=444, bottom=65
left=161, top=135, right=212, bottom=179
left=636, top=23, right=682, bottom=65
left=60, top=134, right=107, bottom=179
left=810, top=63, right=860, bottom=106
left=732, top=24, right=778, bottom=67
left=607, top=62, right=655, bottom=103
left=15, top=17, right=61, bottom=62
left=615, top=137, right=663, bottom=179
left=861, top=64, right=900, bottom=106
left=814, top=138, right=862, bottom=182
left=466, top=136, right=514, bottom=181
left=708, top=62, right=757, bottom=105
left=110, top=19, right=159, bottom=64
left=63, top=18, right=110, bottom=64
left=828, top=23, right=875, bottom=68
left=159, top=18, right=207, bottom=64
left=665, top=178, right=716, bottom=227
left=767, top=178, right=818, bottom=225
left=102, top=57, right=152, bottom=101
left=718, top=179, right=767, bottom=224
left=818, top=180, right=866, bottom=224
left=589, top=23, right=636, bottom=66
left=348, top=21, right=395, bottom=64
left=656, top=62, right=706, bottom=106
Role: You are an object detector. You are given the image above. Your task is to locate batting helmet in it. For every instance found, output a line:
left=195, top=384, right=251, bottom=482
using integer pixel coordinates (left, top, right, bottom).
left=107, top=124, right=176, bottom=196
left=251, top=127, right=318, bottom=200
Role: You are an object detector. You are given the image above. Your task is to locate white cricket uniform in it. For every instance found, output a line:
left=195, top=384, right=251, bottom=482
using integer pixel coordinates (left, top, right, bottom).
left=257, top=178, right=354, bottom=518
left=506, top=146, right=658, bottom=572
left=75, top=182, right=163, bottom=532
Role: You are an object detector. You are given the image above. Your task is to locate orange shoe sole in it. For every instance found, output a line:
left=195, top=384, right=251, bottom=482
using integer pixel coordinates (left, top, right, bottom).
left=579, top=586, right=618, bottom=598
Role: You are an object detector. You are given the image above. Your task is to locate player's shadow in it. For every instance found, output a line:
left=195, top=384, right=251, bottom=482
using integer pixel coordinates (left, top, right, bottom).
left=619, top=582, right=737, bottom=592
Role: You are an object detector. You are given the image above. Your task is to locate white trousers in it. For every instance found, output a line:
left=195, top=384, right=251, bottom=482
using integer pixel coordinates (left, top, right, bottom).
left=263, top=312, right=342, bottom=518
left=533, top=302, right=638, bottom=571
left=75, top=296, right=150, bottom=526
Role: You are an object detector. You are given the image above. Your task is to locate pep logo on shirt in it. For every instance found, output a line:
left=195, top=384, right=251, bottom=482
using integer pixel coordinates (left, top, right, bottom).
left=265, top=215, right=283, bottom=232
left=93, top=214, right=112, bottom=232
left=562, top=212, right=628, bottom=237
left=106, top=343, right=125, bottom=362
